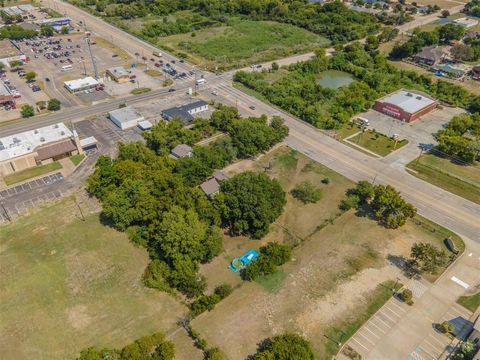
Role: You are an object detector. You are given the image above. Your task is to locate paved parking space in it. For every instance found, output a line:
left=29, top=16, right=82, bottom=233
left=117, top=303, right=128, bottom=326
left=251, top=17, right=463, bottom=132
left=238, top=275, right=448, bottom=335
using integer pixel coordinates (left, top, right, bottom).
left=0, top=173, right=64, bottom=200
left=346, top=297, right=410, bottom=358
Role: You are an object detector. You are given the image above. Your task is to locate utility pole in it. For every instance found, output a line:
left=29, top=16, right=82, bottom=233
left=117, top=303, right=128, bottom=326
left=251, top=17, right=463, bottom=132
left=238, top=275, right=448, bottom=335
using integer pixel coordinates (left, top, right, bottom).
left=74, top=197, right=85, bottom=221
left=1, top=201, right=11, bottom=222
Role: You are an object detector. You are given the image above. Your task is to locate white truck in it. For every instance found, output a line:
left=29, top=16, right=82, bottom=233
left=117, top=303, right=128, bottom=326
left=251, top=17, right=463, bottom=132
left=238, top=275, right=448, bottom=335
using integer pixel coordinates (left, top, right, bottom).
left=152, top=51, right=162, bottom=57
left=195, top=78, right=206, bottom=86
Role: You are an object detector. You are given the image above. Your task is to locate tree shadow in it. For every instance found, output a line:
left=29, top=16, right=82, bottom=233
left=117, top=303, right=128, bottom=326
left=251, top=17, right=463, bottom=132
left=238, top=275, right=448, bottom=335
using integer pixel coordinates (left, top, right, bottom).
left=387, top=254, right=421, bottom=279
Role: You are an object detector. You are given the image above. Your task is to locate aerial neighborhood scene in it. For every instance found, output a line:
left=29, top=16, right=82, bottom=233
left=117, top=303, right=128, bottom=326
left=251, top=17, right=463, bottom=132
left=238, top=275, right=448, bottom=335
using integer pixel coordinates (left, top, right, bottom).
left=1, top=0, right=480, bottom=359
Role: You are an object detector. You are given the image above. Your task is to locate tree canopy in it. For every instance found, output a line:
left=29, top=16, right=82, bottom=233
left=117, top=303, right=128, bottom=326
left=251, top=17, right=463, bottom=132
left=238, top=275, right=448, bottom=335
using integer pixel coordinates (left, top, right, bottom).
left=253, top=334, right=315, bottom=360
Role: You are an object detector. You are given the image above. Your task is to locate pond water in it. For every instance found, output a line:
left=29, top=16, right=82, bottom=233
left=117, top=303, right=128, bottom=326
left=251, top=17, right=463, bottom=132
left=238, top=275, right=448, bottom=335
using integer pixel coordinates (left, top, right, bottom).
left=317, top=70, right=356, bottom=89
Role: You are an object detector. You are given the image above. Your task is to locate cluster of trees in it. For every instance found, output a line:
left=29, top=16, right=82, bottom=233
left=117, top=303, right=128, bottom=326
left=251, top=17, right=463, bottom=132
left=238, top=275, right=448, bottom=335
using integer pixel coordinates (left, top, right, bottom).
left=0, top=24, right=37, bottom=40
left=253, top=334, right=315, bottom=359
left=291, top=181, right=322, bottom=204
left=235, top=44, right=475, bottom=129
left=88, top=106, right=288, bottom=299
left=390, top=24, right=465, bottom=60
left=340, top=181, right=417, bottom=229
left=243, top=242, right=291, bottom=281
left=189, top=283, right=233, bottom=316
left=408, top=242, right=449, bottom=276
left=465, top=0, right=480, bottom=17
left=77, top=332, right=174, bottom=360
left=435, top=113, right=480, bottom=163
left=20, top=104, right=34, bottom=118
left=71, top=0, right=381, bottom=45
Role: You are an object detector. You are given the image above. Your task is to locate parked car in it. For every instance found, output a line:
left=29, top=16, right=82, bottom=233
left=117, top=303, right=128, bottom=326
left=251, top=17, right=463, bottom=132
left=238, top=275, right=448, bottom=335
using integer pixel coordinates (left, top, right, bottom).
left=168, top=88, right=176, bottom=92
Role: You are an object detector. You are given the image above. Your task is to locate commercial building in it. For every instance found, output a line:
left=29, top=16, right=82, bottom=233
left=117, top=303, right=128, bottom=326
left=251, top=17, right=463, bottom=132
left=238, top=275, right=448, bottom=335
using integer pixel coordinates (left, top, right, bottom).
left=161, top=100, right=209, bottom=125
left=38, top=17, right=72, bottom=31
left=108, top=106, right=144, bottom=130
left=0, top=123, right=82, bottom=177
left=170, top=144, right=193, bottom=159
left=414, top=46, right=446, bottom=66
left=373, top=90, right=438, bottom=123
left=0, top=40, right=26, bottom=67
left=106, top=67, right=130, bottom=83
left=453, top=17, right=479, bottom=28
left=1, top=5, right=36, bottom=19
left=64, top=77, right=99, bottom=93
left=0, top=80, right=15, bottom=104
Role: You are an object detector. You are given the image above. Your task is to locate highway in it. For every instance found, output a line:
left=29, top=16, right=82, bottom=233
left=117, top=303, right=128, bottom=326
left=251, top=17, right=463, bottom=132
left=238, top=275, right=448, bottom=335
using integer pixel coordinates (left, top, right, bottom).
left=2, top=0, right=479, bottom=246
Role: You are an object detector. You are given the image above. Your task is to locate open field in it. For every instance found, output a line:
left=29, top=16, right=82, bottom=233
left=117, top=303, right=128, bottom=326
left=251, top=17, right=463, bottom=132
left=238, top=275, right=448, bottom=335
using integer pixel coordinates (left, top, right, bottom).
left=0, top=198, right=187, bottom=360
left=457, top=292, right=480, bottom=313
left=194, top=146, right=461, bottom=359
left=348, top=130, right=408, bottom=157
left=158, top=19, right=329, bottom=70
left=407, top=153, right=480, bottom=205
left=4, top=162, right=62, bottom=186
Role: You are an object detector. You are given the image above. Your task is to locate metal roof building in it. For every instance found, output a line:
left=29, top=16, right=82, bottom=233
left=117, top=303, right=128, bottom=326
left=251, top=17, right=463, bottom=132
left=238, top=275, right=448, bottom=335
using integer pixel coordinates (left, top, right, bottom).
left=373, top=90, right=438, bottom=123
left=109, top=106, right=145, bottom=130
left=64, top=77, right=99, bottom=93
left=161, top=100, right=209, bottom=125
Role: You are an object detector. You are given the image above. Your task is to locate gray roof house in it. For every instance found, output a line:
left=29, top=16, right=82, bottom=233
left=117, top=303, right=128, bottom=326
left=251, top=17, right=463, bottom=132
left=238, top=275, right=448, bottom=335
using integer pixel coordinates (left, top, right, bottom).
left=200, top=178, right=220, bottom=198
left=161, top=100, right=209, bottom=125
left=414, top=46, right=446, bottom=66
left=170, top=144, right=193, bottom=159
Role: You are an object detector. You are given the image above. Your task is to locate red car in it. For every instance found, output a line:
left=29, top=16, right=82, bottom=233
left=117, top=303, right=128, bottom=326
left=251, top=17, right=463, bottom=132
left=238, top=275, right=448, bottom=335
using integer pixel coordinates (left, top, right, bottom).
left=154, top=63, right=161, bottom=68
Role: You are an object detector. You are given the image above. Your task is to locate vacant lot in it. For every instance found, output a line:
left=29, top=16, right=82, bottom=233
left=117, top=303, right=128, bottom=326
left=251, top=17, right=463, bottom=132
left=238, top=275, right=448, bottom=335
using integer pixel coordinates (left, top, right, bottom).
left=158, top=19, right=329, bottom=70
left=0, top=198, right=187, bottom=360
left=194, top=147, right=460, bottom=359
left=408, top=153, right=480, bottom=205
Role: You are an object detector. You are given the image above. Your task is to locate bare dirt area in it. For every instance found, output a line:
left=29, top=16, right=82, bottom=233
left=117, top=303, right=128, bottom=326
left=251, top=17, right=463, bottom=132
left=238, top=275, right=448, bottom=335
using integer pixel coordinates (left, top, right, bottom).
left=193, top=146, right=460, bottom=359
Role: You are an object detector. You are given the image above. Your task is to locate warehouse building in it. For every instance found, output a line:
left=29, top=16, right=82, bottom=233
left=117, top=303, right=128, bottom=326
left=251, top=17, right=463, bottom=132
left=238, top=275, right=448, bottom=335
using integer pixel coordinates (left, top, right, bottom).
left=64, top=77, right=99, bottom=93
left=0, top=123, right=83, bottom=177
left=106, top=67, right=130, bottom=83
left=0, top=40, right=26, bottom=67
left=161, top=100, right=209, bottom=124
left=109, top=106, right=144, bottom=130
left=373, top=90, right=438, bottom=123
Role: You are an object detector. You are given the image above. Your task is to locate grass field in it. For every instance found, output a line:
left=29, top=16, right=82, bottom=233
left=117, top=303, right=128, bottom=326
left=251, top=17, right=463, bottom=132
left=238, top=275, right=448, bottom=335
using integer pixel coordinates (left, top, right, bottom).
left=0, top=198, right=187, bottom=360
left=457, top=292, right=480, bottom=313
left=407, top=153, right=480, bottom=205
left=4, top=162, right=62, bottom=186
left=193, top=146, right=460, bottom=359
left=70, top=154, right=85, bottom=166
left=348, top=130, right=408, bottom=157
left=131, top=87, right=151, bottom=95
left=158, top=19, right=329, bottom=70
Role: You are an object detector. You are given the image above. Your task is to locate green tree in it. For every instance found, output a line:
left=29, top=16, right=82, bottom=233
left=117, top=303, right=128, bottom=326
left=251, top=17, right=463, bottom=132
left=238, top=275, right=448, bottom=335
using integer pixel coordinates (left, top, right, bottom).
left=47, top=98, right=61, bottom=111
left=410, top=242, right=449, bottom=274
left=210, top=105, right=240, bottom=132
left=25, top=71, right=36, bottom=81
left=271, top=62, right=279, bottom=71
left=143, top=120, right=197, bottom=155
left=439, top=321, right=455, bottom=335
left=438, top=24, right=465, bottom=43
left=220, top=171, right=286, bottom=238
left=9, top=60, right=22, bottom=68
left=206, top=348, right=228, bottom=360
left=61, top=26, right=70, bottom=34
left=291, top=181, right=321, bottom=204
left=254, top=334, right=315, bottom=360
left=451, top=340, right=477, bottom=360
left=441, top=9, right=450, bottom=17
left=20, top=104, right=34, bottom=118
left=371, top=185, right=417, bottom=228
left=40, top=25, right=54, bottom=36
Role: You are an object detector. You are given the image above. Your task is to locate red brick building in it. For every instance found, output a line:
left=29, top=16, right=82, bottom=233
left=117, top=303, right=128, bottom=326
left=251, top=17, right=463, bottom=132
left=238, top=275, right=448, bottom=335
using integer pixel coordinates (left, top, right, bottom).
left=373, top=90, right=438, bottom=123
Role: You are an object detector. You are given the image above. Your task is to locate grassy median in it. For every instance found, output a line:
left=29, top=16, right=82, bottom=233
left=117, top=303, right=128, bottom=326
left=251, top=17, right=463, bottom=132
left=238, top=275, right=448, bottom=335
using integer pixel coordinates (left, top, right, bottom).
left=4, top=162, right=62, bottom=186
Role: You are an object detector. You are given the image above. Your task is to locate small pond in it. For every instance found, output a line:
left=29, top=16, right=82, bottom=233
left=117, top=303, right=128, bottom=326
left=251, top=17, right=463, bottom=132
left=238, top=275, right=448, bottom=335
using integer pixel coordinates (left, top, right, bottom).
left=317, top=70, right=356, bottom=89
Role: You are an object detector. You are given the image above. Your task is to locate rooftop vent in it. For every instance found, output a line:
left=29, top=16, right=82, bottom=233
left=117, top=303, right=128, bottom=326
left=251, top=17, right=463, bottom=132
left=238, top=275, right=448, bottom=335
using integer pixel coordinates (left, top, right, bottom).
left=40, top=137, right=45, bottom=142
left=416, top=96, right=422, bottom=100
left=34, top=129, right=38, bottom=134
left=406, top=92, right=413, bottom=97
left=61, top=131, right=65, bottom=135
left=54, top=124, right=59, bottom=128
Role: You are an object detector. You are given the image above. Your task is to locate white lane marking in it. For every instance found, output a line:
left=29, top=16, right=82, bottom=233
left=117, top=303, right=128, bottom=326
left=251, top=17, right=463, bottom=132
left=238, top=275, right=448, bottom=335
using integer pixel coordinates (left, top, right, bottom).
left=424, top=338, right=444, bottom=353
left=378, top=310, right=396, bottom=323
left=368, top=319, right=387, bottom=333
left=451, top=276, right=470, bottom=289
left=428, top=334, right=446, bottom=347
left=389, top=301, right=407, bottom=312
left=383, top=305, right=402, bottom=318
left=351, top=337, right=369, bottom=351
left=375, top=313, right=394, bottom=327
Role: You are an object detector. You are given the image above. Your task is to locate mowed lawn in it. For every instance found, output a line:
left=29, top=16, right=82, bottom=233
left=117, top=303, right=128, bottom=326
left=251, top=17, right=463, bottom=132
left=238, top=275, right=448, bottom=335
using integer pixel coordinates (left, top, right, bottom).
left=0, top=198, right=187, bottom=360
left=408, top=153, right=480, bottom=205
left=158, top=19, right=329, bottom=70
left=348, top=130, right=408, bottom=157
left=194, top=147, right=459, bottom=359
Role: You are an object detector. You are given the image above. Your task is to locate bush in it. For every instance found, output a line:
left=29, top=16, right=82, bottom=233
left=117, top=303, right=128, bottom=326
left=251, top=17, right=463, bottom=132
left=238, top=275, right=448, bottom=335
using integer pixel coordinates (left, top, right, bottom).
left=47, top=98, right=61, bottom=111
left=321, top=177, right=330, bottom=184
left=254, top=334, right=314, bottom=359
left=206, top=347, right=227, bottom=360
left=190, top=294, right=221, bottom=316
left=339, top=194, right=360, bottom=211
left=261, top=242, right=291, bottom=266
left=242, top=256, right=276, bottom=281
left=291, top=181, right=322, bottom=204
left=20, top=104, right=34, bottom=118
left=440, top=321, right=455, bottom=335
left=399, top=289, right=413, bottom=304
left=214, top=284, right=233, bottom=299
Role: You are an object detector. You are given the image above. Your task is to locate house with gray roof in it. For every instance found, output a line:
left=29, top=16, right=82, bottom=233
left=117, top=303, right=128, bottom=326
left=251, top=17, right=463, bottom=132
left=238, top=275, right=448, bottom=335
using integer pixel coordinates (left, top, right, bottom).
left=161, top=100, right=209, bottom=125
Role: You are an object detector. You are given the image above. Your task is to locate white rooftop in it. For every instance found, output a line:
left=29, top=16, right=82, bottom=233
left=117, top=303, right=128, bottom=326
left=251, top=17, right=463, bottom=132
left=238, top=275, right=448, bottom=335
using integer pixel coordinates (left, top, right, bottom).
left=0, top=80, right=12, bottom=96
left=109, top=106, right=144, bottom=123
left=64, top=77, right=98, bottom=91
left=380, top=90, right=436, bottom=114
left=107, top=66, right=129, bottom=77
left=453, top=17, right=479, bottom=28
left=0, top=123, right=73, bottom=162
left=138, top=120, right=153, bottom=130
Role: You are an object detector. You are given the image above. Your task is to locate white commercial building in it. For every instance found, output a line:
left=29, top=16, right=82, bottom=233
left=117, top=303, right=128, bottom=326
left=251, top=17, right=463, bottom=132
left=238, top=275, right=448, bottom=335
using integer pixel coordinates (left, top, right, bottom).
left=0, top=123, right=81, bottom=177
left=64, top=77, right=99, bottom=93
left=109, top=106, right=145, bottom=130
left=453, top=17, right=479, bottom=28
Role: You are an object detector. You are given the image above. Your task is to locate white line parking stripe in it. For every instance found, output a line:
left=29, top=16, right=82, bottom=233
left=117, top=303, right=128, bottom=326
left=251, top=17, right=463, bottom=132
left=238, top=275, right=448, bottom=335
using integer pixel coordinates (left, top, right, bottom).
left=378, top=310, right=396, bottom=323
left=351, top=337, right=369, bottom=351
left=375, top=314, right=394, bottom=327
left=368, top=319, right=386, bottom=333
left=424, top=339, right=444, bottom=353
left=389, top=301, right=406, bottom=312
left=428, top=334, right=446, bottom=347
left=418, top=345, right=437, bottom=359
left=356, top=332, right=376, bottom=346
left=383, top=306, right=402, bottom=318
left=362, top=326, right=381, bottom=339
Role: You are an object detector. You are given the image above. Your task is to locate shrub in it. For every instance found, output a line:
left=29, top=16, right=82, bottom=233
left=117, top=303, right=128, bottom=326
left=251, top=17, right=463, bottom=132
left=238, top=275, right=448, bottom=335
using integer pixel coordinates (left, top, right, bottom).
left=440, top=321, right=455, bottom=335
left=321, top=177, right=330, bottom=184
left=399, top=289, right=413, bottom=305
left=47, top=98, right=61, bottom=111
left=261, top=242, right=291, bottom=266
left=190, top=294, right=221, bottom=316
left=339, top=194, right=360, bottom=211
left=214, top=284, right=233, bottom=299
left=291, top=181, right=322, bottom=204
left=242, top=256, right=276, bottom=281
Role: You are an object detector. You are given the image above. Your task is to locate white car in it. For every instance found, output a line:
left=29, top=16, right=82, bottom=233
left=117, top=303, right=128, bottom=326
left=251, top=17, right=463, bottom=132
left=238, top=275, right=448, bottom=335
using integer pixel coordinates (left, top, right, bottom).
left=212, top=90, right=218, bottom=96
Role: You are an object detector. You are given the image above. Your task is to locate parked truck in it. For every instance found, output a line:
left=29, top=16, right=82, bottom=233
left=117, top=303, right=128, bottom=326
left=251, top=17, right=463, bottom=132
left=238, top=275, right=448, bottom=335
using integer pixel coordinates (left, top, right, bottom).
left=153, top=51, right=162, bottom=57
